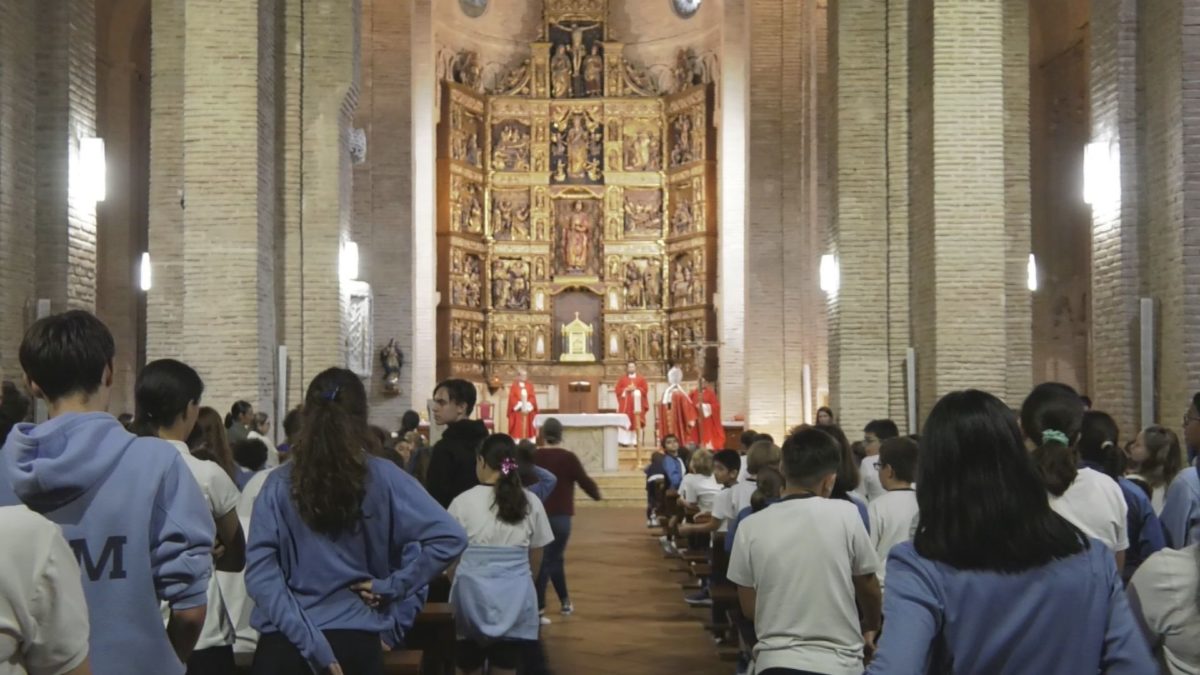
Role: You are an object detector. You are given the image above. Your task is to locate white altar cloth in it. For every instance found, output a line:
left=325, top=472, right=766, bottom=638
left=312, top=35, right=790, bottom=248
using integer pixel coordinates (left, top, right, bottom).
left=533, top=413, right=629, bottom=472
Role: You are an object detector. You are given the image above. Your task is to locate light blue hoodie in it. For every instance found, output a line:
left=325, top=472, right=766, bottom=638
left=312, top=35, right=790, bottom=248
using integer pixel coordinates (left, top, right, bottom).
left=0, top=412, right=215, bottom=675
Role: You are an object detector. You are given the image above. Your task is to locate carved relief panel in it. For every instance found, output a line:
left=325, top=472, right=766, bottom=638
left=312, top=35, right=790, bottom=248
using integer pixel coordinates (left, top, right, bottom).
left=491, top=258, right=533, bottom=311
left=491, top=119, right=532, bottom=172
left=449, top=97, right=484, bottom=168
left=550, top=108, right=604, bottom=184
left=622, top=119, right=663, bottom=172
left=490, top=189, right=532, bottom=241
left=625, top=188, right=663, bottom=238
left=668, top=177, right=700, bottom=237
left=450, top=250, right=484, bottom=309
left=669, top=248, right=705, bottom=308
left=451, top=174, right=485, bottom=235
left=668, top=107, right=705, bottom=168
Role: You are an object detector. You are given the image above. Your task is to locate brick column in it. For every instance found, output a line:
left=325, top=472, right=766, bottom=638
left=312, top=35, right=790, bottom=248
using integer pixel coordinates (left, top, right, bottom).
left=35, top=0, right=98, bottom=312
left=908, top=0, right=1031, bottom=417
left=147, top=0, right=185, bottom=360
left=175, top=0, right=277, bottom=410
left=1089, top=0, right=1140, bottom=431
left=411, top=0, right=438, bottom=406
left=829, top=0, right=894, bottom=434
left=718, top=0, right=748, bottom=424
left=357, top=0, right=415, bottom=423
left=0, top=0, right=38, bottom=378
left=1139, top=0, right=1200, bottom=424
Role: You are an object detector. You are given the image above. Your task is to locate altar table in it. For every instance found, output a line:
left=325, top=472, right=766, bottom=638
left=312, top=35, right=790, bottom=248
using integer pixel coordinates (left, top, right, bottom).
left=533, top=413, right=629, bottom=473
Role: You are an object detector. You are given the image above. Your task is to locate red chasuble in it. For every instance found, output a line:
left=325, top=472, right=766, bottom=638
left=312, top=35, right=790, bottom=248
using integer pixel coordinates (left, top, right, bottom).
left=507, top=380, right=538, bottom=440
left=616, top=374, right=649, bottom=431
left=690, top=387, right=726, bottom=450
left=658, top=388, right=699, bottom=446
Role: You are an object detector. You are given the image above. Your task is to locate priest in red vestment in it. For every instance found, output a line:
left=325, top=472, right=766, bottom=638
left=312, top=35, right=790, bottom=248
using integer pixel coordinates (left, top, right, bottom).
left=690, top=378, right=726, bottom=450
left=658, top=366, right=699, bottom=446
left=616, top=360, right=649, bottom=446
left=507, top=367, right=538, bottom=440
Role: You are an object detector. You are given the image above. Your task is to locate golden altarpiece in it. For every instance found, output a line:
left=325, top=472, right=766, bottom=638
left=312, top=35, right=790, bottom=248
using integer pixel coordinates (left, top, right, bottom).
left=436, top=0, right=717, bottom=390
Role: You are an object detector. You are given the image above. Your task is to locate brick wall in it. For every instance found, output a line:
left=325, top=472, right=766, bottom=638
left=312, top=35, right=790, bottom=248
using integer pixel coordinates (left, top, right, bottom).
left=886, top=0, right=912, bottom=431
left=1004, top=0, right=1033, bottom=404
left=0, top=0, right=37, bottom=380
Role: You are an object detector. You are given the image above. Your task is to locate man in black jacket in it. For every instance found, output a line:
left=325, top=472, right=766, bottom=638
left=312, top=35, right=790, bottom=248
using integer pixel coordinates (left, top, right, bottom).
left=425, top=378, right=490, bottom=508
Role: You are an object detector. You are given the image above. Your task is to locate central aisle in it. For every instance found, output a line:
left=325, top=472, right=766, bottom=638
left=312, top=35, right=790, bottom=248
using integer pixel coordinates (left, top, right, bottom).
left=540, top=507, right=731, bottom=675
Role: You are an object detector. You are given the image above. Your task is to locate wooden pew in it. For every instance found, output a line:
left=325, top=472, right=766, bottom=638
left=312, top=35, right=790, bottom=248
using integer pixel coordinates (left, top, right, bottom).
left=383, top=649, right=424, bottom=675
left=403, top=602, right=456, bottom=675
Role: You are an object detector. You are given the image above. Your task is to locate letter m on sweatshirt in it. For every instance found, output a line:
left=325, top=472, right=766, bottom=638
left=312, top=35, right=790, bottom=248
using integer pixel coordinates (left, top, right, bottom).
left=70, top=536, right=128, bottom=581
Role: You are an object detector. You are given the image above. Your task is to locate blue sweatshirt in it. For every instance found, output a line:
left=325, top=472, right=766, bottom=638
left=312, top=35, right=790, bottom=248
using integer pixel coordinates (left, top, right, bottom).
left=246, top=456, right=467, bottom=671
left=1161, top=465, right=1200, bottom=549
left=868, top=539, right=1155, bottom=674
left=0, top=412, right=215, bottom=675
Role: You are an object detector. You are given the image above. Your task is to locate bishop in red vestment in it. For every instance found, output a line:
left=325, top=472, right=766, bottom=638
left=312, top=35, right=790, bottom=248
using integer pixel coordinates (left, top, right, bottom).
left=658, top=366, right=699, bottom=446
left=507, top=368, right=538, bottom=440
left=690, top=379, right=726, bottom=450
left=616, top=360, right=649, bottom=445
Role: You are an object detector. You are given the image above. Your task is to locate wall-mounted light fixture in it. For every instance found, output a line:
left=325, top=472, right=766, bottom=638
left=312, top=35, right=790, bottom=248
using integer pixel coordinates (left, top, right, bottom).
left=340, top=240, right=360, bottom=282
left=820, top=254, right=840, bottom=294
left=140, top=252, right=152, bottom=291
left=1083, top=138, right=1119, bottom=206
left=78, top=137, right=107, bottom=203
left=1027, top=253, right=1038, bottom=292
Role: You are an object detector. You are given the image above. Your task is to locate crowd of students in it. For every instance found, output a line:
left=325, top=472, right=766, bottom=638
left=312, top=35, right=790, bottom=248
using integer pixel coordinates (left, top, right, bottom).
left=652, top=387, right=1200, bottom=674
left=0, top=310, right=602, bottom=675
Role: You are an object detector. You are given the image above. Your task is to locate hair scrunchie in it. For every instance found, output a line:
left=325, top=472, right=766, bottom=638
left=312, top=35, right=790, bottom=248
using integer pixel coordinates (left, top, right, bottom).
left=500, top=457, right=518, bottom=475
left=1042, top=429, right=1069, bottom=446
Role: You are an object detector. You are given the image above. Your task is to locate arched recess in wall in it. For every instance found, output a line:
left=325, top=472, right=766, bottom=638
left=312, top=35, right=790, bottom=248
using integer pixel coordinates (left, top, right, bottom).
left=95, top=0, right=151, bottom=414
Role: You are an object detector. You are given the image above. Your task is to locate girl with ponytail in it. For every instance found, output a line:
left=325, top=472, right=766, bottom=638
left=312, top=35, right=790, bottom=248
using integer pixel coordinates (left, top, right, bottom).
left=447, top=434, right=554, bottom=675
left=244, top=368, right=466, bottom=675
left=1021, top=383, right=1130, bottom=569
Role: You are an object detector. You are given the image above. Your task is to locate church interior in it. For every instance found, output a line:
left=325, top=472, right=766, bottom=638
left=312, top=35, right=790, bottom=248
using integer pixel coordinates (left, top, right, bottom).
left=2, top=0, right=1199, bottom=673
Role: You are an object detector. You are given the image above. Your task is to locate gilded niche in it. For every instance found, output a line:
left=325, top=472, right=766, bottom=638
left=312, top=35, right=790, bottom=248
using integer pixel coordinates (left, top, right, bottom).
left=554, top=199, right=603, bottom=276
left=622, top=120, right=662, bottom=172
left=449, top=104, right=483, bottom=167
left=670, top=250, right=704, bottom=307
left=669, top=109, right=704, bottom=167
left=449, top=251, right=483, bottom=309
left=669, top=180, right=697, bottom=236
left=620, top=257, right=664, bottom=310
left=451, top=176, right=485, bottom=234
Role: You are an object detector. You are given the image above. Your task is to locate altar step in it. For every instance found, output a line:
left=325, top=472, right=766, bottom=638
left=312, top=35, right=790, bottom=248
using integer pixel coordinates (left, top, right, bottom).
left=617, top=446, right=655, bottom=472
left=577, top=471, right=648, bottom=509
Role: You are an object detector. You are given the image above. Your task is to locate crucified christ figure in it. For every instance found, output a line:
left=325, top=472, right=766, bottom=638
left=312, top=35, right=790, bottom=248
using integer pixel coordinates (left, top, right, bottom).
left=565, top=22, right=602, bottom=75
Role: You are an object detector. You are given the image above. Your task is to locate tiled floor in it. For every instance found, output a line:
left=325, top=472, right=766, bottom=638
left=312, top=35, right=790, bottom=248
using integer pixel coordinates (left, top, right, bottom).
left=540, top=508, right=731, bottom=675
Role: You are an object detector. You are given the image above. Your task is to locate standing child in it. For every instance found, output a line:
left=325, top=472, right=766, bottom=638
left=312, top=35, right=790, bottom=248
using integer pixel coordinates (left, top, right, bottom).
left=448, top=434, right=555, bottom=675
left=867, top=437, right=920, bottom=590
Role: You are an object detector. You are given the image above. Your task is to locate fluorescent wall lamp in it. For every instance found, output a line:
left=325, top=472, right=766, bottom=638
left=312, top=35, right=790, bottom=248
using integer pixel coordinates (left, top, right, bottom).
left=340, top=240, right=360, bottom=281
left=78, top=137, right=107, bottom=203
left=140, top=252, right=152, bottom=291
left=820, top=254, right=840, bottom=294
left=1027, top=253, right=1038, bottom=292
left=1083, top=139, right=1118, bottom=206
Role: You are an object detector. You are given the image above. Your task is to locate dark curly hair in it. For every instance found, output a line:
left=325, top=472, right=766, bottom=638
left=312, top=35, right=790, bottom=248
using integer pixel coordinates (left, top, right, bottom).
left=291, top=368, right=370, bottom=535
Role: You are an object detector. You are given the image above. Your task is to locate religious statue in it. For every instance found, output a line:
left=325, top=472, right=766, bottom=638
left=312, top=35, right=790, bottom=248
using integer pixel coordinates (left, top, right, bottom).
left=671, top=255, right=692, bottom=306
left=461, top=325, right=473, bottom=360
left=645, top=258, right=663, bottom=308
left=491, top=194, right=529, bottom=241
left=561, top=201, right=595, bottom=273
left=566, top=116, right=595, bottom=180
left=451, top=322, right=463, bottom=358
left=625, top=261, right=646, bottom=308
left=534, top=257, right=546, bottom=280
left=565, top=22, right=602, bottom=78
left=492, top=331, right=507, bottom=359
left=507, top=367, right=538, bottom=440
left=671, top=196, right=693, bottom=234
left=380, top=339, right=403, bottom=394
left=671, top=113, right=694, bottom=166
left=625, top=128, right=661, bottom=171
left=690, top=377, right=726, bottom=450
left=492, top=260, right=511, bottom=309
left=459, top=183, right=483, bottom=233
left=583, top=43, right=604, bottom=97
left=624, top=329, right=641, bottom=359
left=551, top=44, right=573, bottom=99
left=453, top=50, right=482, bottom=92
left=508, top=263, right=531, bottom=310
left=515, top=333, right=530, bottom=358
left=649, top=328, right=664, bottom=360
left=473, top=327, right=485, bottom=360
left=616, top=361, right=649, bottom=446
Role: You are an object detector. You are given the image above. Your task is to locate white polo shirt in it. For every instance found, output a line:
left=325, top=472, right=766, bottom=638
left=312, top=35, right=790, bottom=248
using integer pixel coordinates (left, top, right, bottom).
left=728, top=496, right=878, bottom=675
left=866, top=489, right=919, bottom=588
left=1129, top=545, right=1200, bottom=675
left=680, top=473, right=721, bottom=513
left=1048, top=467, right=1129, bottom=552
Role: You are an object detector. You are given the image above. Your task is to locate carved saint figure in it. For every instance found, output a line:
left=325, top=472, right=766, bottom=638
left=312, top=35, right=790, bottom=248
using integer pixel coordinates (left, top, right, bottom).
left=583, top=44, right=604, bottom=97
left=566, top=22, right=602, bottom=76
left=492, top=260, right=510, bottom=309
left=473, top=327, right=485, bottom=360
left=493, top=331, right=506, bottom=359
left=625, top=261, right=645, bottom=308
left=671, top=113, right=694, bottom=166
left=515, top=333, right=530, bottom=358
left=461, top=325, right=474, bottom=360
left=566, top=116, right=592, bottom=179
left=551, top=44, right=573, bottom=99
left=451, top=322, right=463, bottom=357
left=645, top=258, right=663, bottom=308
left=562, top=201, right=594, bottom=273
left=672, top=196, right=693, bottom=234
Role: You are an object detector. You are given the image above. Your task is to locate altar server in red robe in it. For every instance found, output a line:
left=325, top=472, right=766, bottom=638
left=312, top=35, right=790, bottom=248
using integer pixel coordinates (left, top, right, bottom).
left=616, top=360, right=649, bottom=446
left=690, top=378, right=726, bottom=450
left=507, top=367, right=538, bottom=440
